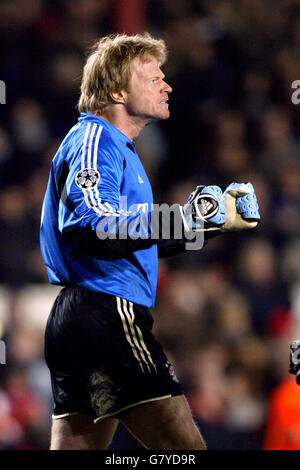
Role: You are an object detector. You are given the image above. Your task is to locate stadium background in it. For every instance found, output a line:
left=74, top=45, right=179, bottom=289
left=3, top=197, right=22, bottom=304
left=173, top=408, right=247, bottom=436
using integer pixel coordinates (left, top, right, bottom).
left=0, top=0, right=300, bottom=450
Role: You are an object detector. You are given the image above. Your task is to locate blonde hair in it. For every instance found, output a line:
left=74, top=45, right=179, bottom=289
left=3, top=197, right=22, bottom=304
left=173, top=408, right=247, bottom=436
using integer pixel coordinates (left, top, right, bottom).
left=78, top=33, right=168, bottom=114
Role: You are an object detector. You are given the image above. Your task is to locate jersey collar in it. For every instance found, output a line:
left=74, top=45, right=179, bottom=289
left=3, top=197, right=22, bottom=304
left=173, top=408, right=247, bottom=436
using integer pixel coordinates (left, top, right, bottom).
left=78, top=112, right=135, bottom=148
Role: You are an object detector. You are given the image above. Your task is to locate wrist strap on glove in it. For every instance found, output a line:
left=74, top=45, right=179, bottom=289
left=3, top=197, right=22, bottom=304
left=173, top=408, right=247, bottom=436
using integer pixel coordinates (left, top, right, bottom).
left=290, top=341, right=300, bottom=385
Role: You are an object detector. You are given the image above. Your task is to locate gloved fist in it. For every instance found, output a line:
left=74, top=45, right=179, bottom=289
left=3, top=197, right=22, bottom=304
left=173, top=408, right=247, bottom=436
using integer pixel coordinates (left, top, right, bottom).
left=220, top=182, right=260, bottom=232
left=289, top=341, right=300, bottom=385
left=180, top=185, right=226, bottom=234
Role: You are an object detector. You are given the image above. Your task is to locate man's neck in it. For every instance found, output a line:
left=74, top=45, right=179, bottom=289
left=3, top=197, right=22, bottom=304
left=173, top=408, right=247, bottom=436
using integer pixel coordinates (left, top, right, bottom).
left=96, top=106, right=149, bottom=141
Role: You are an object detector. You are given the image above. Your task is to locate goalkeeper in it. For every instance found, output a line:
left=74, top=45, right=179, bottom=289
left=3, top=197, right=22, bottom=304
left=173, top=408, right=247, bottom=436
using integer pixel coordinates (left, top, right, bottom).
left=40, top=33, right=260, bottom=450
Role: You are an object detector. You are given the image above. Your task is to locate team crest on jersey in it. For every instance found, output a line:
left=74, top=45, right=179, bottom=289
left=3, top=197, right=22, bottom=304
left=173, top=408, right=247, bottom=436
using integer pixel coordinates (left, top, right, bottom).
left=75, top=168, right=100, bottom=189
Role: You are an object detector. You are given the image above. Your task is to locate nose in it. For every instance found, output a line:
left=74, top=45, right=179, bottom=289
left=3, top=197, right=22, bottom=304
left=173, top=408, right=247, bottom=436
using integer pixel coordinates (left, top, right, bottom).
left=163, top=80, right=172, bottom=93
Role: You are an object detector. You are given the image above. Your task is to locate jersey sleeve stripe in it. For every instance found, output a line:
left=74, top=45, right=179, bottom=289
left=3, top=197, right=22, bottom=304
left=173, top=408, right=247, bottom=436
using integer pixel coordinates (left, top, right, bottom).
left=80, top=121, right=127, bottom=218
left=93, top=125, right=103, bottom=170
left=87, top=122, right=97, bottom=169
left=80, top=122, right=103, bottom=215
left=81, top=122, right=93, bottom=209
left=86, top=123, right=99, bottom=210
left=93, top=125, right=103, bottom=211
left=81, top=122, right=91, bottom=170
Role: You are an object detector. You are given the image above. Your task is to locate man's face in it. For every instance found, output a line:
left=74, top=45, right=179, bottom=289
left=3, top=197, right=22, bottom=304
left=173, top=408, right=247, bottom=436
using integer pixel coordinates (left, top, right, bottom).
left=124, top=56, right=172, bottom=123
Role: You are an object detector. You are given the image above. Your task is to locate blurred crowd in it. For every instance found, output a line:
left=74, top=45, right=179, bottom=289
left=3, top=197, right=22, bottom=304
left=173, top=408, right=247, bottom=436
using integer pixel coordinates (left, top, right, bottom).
left=0, top=0, right=300, bottom=450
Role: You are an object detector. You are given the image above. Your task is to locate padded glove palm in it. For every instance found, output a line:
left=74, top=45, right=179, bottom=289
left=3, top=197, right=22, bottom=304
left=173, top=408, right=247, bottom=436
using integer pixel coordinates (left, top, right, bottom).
left=221, top=182, right=260, bottom=232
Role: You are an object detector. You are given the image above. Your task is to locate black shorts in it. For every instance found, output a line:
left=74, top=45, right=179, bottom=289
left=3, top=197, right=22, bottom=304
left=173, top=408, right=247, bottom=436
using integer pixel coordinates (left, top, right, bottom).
left=44, top=286, right=182, bottom=423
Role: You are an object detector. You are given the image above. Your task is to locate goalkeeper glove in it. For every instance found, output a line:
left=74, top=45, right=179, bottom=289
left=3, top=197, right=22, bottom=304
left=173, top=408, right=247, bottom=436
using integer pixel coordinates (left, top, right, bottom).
left=290, top=341, right=300, bottom=385
left=220, top=182, right=260, bottom=232
left=180, top=185, right=226, bottom=235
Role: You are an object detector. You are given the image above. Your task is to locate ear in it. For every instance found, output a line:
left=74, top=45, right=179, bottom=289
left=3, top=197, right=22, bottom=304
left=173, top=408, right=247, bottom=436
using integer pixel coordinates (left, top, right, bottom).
left=110, top=89, right=127, bottom=105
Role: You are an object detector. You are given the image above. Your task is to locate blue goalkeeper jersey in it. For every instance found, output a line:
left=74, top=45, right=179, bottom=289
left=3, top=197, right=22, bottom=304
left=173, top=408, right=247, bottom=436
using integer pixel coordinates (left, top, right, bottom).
left=40, top=112, right=158, bottom=307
